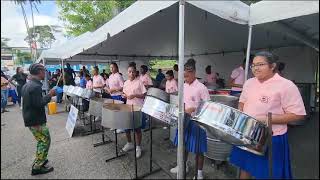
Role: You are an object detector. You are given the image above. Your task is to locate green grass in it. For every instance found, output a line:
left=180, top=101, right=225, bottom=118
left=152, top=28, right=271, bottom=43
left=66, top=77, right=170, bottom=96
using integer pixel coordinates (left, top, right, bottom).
left=149, top=59, right=177, bottom=79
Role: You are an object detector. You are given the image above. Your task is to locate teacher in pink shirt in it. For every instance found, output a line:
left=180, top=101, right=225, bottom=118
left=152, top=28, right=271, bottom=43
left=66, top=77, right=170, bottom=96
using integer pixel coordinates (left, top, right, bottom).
left=230, top=51, right=306, bottom=179
left=121, top=62, right=147, bottom=159
left=203, top=65, right=217, bottom=89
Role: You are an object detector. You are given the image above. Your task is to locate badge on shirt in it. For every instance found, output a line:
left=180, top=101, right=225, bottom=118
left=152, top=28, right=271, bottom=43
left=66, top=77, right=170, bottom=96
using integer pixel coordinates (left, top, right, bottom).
left=259, top=95, right=269, bottom=104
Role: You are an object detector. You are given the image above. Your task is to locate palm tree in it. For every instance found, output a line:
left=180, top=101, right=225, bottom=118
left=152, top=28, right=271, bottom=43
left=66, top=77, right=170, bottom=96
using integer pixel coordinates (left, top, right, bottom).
left=13, top=0, right=41, bottom=62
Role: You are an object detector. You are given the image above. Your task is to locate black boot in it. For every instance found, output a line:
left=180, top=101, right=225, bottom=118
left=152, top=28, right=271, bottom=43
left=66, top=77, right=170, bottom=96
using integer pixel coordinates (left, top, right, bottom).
left=31, top=165, right=54, bottom=175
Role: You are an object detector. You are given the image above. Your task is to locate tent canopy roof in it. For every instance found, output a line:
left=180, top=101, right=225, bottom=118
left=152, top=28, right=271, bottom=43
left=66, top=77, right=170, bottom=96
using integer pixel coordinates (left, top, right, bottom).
left=38, top=0, right=319, bottom=64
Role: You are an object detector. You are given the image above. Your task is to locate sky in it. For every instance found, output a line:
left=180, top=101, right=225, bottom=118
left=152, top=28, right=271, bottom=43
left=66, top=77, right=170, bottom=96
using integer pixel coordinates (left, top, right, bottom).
left=1, top=0, right=68, bottom=48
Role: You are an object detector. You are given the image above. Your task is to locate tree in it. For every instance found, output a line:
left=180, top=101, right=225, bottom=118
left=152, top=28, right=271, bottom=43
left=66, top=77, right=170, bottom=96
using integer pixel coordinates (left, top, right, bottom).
left=1, top=37, right=10, bottom=48
left=24, top=25, right=61, bottom=48
left=14, top=0, right=42, bottom=62
left=15, top=50, right=32, bottom=65
left=56, top=0, right=135, bottom=36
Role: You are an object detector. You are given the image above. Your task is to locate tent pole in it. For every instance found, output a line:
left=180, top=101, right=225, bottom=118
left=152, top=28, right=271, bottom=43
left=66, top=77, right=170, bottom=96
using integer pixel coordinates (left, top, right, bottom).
left=43, top=58, right=49, bottom=94
left=245, top=25, right=253, bottom=80
left=177, top=0, right=186, bottom=179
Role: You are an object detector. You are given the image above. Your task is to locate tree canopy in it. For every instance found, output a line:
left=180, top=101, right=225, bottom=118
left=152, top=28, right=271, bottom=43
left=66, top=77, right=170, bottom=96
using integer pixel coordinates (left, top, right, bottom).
left=24, top=25, right=61, bottom=48
left=56, top=0, right=135, bottom=37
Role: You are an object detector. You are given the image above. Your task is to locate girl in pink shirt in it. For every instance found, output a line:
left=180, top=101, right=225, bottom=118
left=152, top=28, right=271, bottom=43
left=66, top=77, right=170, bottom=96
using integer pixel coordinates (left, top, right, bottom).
left=139, top=65, right=153, bottom=89
left=230, top=51, right=306, bottom=179
left=104, top=63, right=124, bottom=101
left=203, top=65, right=217, bottom=89
left=165, top=70, right=178, bottom=94
left=121, top=62, right=147, bottom=158
left=92, top=66, right=105, bottom=97
left=170, top=59, right=210, bottom=179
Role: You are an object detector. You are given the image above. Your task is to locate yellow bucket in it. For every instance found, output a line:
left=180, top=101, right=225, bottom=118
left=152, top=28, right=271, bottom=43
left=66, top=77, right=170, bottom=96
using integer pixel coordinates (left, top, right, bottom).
left=48, top=102, right=57, bottom=115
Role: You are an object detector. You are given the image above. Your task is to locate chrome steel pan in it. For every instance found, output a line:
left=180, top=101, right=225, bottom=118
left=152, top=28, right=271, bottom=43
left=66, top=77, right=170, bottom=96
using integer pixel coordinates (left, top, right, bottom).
left=88, top=98, right=123, bottom=117
left=142, top=96, right=177, bottom=126
left=146, top=88, right=170, bottom=103
left=101, top=104, right=142, bottom=129
left=192, top=101, right=269, bottom=155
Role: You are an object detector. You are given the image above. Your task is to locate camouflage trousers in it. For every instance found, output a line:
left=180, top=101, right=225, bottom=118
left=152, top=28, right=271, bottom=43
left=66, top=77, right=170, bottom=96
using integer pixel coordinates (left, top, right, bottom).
left=29, top=124, right=51, bottom=169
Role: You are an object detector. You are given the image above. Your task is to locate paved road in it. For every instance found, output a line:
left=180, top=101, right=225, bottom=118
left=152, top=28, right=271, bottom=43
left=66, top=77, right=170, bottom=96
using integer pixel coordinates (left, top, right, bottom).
left=1, top=104, right=319, bottom=179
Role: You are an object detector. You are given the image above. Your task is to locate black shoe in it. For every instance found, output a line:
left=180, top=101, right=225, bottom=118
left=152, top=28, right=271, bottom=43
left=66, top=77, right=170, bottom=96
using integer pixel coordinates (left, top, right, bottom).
left=31, top=166, right=54, bottom=175
left=42, top=159, right=49, bottom=167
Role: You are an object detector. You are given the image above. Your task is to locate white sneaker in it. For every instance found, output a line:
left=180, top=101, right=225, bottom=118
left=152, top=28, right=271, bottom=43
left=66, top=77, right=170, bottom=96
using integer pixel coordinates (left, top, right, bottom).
left=122, top=142, right=134, bottom=152
left=170, top=162, right=190, bottom=174
left=136, top=147, right=142, bottom=158
left=116, top=129, right=125, bottom=134
left=193, top=174, right=204, bottom=180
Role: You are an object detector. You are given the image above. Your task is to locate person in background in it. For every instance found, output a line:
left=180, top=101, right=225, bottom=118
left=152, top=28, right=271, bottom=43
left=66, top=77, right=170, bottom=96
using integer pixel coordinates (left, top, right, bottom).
left=121, top=62, right=147, bottom=158
left=82, top=65, right=90, bottom=75
left=101, top=69, right=108, bottom=79
left=55, top=79, right=63, bottom=104
left=64, top=63, right=76, bottom=86
left=1, top=71, right=9, bottom=113
left=229, top=56, right=254, bottom=96
left=21, top=63, right=56, bottom=175
left=85, top=73, right=93, bottom=90
left=9, top=67, right=28, bottom=107
left=173, top=64, right=179, bottom=80
left=277, top=62, right=286, bottom=77
left=92, top=66, right=105, bottom=97
left=203, top=65, right=217, bottom=89
left=165, top=70, right=178, bottom=94
left=155, top=69, right=165, bottom=88
left=170, top=59, right=210, bottom=179
left=230, top=51, right=306, bottom=179
left=140, top=65, right=153, bottom=89
left=136, top=71, right=140, bottom=77
left=79, top=71, right=87, bottom=88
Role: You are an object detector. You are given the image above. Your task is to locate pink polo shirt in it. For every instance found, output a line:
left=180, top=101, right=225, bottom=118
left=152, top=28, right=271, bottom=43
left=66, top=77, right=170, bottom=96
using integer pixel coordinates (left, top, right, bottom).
left=139, top=74, right=153, bottom=87
left=123, top=78, right=147, bottom=106
left=86, top=80, right=93, bottom=89
left=206, top=73, right=217, bottom=84
left=184, top=79, right=210, bottom=115
left=165, top=79, right=178, bottom=94
left=92, top=75, right=105, bottom=93
left=230, top=66, right=245, bottom=91
left=108, top=72, right=124, bottom=96
left=239, top=73, right=306, bottom=136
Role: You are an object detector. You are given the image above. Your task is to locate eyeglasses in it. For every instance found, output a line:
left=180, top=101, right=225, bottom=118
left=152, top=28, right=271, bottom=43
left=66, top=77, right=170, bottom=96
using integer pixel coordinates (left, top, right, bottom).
left=250, top=63, right=269, bottom=69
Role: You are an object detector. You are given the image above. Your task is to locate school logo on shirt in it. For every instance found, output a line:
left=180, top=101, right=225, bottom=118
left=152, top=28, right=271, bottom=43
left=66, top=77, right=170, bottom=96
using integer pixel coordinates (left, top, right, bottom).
left=259, top=95, right=269, bottom=104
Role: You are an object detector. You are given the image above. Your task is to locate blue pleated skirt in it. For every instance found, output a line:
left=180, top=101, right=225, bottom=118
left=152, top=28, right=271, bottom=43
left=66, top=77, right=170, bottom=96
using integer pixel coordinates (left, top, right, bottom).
left=174, top=116, right=207, bottom=154
left=230, top=133, right=292, bottom=179
left=111, top=95, right=125, bottom=102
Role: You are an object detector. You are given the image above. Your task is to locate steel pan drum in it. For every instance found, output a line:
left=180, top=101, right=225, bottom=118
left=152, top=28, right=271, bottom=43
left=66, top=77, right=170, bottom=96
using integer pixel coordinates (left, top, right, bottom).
left=210, top=95, right=239, bottom=108
left=192, top=101, right=269, bottom=155
left=142, top=96, right=177, bottom=125
left=63, top=85, right=70, bottom=94
left=214, top=89, right=232, bottom=95
left=74, top=87, right=84, bottom=97
left=146, top=88, right=169, bottom=103
left=101, top=104, right=142, bottom=129
left=88, top=98, right=123, bottom=117
left=205, top=137, right=232, bottom=161
left=81, top=89, right=94, bottom=99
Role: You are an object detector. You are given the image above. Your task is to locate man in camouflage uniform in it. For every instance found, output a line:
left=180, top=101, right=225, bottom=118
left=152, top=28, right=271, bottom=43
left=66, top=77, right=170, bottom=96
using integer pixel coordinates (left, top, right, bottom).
left=21, top=63, right=56, bottom=175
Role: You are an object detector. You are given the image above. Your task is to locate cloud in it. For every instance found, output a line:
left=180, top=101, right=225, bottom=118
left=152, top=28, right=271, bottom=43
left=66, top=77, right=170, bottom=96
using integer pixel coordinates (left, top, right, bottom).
left=1, top=1, right=67, bottom=48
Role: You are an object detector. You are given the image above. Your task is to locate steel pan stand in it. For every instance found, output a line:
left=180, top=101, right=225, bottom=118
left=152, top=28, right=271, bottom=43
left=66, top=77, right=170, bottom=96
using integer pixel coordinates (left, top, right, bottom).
left=267, top=112, right=273, bottom=179
left=105, top=129, right=126, bottom=162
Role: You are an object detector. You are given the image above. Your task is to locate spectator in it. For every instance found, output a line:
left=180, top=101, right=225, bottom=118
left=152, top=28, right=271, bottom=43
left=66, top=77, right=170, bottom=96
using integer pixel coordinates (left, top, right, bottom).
left=64, top=63, right=76, bottom=86
left=9, top=67, right=28, bottom=107
left=155, top=69, right=165, bottom=88
left=1, top=71, right=9, bottom=113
